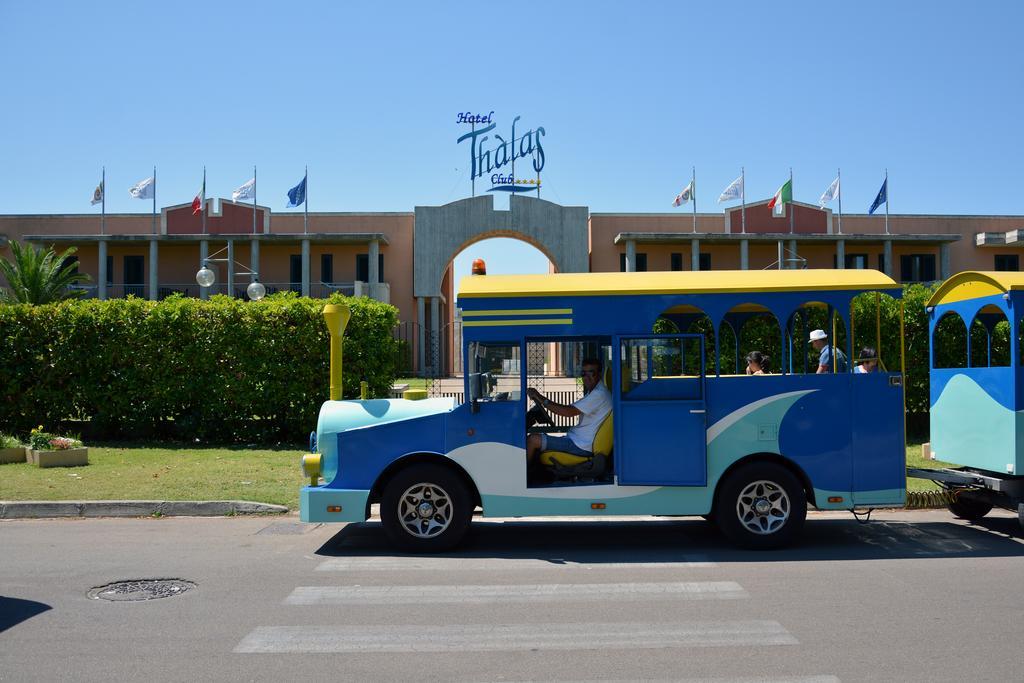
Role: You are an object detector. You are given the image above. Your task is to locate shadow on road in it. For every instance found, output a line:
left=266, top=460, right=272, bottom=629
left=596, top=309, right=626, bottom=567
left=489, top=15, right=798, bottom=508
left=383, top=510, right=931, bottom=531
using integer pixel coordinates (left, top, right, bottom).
left=315, top=514, right=1024, bottom=563
left=0, top=597, right=52, bottom=634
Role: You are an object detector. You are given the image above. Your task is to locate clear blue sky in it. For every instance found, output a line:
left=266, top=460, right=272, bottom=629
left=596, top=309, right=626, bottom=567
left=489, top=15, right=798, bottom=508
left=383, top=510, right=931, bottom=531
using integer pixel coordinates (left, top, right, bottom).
left=2, top=1, right=1022, bottom=281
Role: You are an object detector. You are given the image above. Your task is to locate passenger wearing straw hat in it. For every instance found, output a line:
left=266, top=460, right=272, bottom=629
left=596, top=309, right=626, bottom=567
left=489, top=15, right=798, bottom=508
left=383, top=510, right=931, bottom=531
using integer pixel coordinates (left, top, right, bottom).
left=810, top=329, right=847, bottom=374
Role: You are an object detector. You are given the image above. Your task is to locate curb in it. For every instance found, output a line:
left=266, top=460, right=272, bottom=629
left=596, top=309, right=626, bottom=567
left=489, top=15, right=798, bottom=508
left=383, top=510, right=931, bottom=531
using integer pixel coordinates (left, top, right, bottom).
left=0, top=500, right=289, bottom=519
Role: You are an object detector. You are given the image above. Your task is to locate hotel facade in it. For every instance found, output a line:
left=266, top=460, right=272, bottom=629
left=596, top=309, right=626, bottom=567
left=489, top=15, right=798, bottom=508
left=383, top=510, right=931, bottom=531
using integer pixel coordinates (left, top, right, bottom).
left=2, top=194, right=1023, bottom=374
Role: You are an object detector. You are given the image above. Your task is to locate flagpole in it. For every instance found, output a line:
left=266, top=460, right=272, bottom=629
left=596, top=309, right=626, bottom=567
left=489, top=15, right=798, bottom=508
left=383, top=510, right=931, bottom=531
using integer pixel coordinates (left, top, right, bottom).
left=152, top=166, right=156, bottom=235
left=691, top=166, right=697, bottom=234
left=740, top=167, right=746, bottom=234
left=101, top=166, right=106, bottom=236
left=837, top=168, right=843, bottom=235
left=202, top=166, right=207, bottom=235
left=253, top=165, right=257, bottom=235
left=884, top=168, right=889, bottom=235
left=303, top=166, right=308, bottom=235
left=789, top=167, right=794, bottom=235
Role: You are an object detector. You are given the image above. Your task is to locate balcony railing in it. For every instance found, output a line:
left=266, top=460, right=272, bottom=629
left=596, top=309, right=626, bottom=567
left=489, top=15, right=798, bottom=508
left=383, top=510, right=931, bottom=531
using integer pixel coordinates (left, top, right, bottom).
left=70, top=280, right=389, bottom=301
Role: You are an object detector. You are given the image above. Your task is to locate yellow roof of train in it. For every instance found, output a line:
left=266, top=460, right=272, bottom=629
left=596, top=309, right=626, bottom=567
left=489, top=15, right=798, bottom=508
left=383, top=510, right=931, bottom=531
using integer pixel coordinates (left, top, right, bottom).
left=459, top=269, right=900, bottom=298
left=928, top=271, right=1024, bottom=307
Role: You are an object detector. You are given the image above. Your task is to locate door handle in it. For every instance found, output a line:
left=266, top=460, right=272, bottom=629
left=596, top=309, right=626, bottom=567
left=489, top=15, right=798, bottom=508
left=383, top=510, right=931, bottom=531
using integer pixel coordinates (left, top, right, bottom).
left=689, top=409, right=706, bottom=414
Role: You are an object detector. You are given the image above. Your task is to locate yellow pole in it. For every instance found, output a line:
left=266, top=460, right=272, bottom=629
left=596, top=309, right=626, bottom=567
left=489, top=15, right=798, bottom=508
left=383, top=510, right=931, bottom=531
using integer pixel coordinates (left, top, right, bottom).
left=323, top=303, right=351, bottom=401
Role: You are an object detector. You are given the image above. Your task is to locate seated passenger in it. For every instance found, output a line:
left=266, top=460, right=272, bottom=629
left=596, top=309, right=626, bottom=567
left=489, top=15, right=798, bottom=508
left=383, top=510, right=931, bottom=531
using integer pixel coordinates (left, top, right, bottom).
left=810, top=329, right=848, bottom=373
left=855, top=346, right=879, bottom=374
left=745, top=351, right=771, bottom=375
left=525, top=358, right=612, bottom=465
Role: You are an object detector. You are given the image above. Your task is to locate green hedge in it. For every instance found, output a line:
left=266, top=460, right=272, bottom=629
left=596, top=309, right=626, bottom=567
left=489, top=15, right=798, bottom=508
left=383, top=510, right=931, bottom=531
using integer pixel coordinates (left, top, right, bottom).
left=0, top=293, right=399, bottom=443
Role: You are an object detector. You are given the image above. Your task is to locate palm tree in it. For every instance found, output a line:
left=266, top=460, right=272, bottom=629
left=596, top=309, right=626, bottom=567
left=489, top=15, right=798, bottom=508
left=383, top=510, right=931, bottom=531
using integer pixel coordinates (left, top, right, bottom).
left=0, top=241, right=92, bottom=304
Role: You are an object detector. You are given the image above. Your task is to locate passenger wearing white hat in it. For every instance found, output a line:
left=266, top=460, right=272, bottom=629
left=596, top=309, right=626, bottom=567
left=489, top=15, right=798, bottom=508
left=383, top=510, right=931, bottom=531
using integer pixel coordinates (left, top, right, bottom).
left=809, top=329, right=847, bottom=374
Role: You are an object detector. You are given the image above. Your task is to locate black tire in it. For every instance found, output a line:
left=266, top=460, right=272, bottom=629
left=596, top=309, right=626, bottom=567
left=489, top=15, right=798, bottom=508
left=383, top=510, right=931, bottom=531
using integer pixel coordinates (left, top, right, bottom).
left=380, top=463, right=473, bottom=553
left=947, top=494, right=993, bottom=521
left=714, top=462, right=806, bottom=550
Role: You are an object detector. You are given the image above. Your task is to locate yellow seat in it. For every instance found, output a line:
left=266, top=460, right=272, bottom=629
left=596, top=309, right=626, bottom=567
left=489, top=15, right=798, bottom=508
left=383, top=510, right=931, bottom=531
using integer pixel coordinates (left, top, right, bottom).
left=539, top=411, right=613, bottom=467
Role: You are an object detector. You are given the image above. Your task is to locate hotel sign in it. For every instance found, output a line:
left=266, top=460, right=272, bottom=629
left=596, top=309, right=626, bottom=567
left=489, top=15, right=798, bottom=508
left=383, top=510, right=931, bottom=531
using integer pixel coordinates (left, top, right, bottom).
left=456, top=112, right=545, bottom=193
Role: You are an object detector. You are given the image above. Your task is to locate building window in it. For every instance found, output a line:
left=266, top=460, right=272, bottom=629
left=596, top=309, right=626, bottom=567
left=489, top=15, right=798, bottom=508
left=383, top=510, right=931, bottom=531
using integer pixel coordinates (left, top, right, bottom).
left=619, top=253, right=647, bottom=272
left=356, top=253, right=385, bottom=282
left=106, top=256, right=113, bottom=286
left=698, top=253, right=711, bottom=271
left=123, top=255, right=144, bottom=297
left=995, top=254, right=1019, bottom=272
left=320, top=254, right=334, bottom=284
left=289, top=254, right=302, bottom=292
left=833, top=253, right=868, bottom=269
left=670, top=253, right=683, bottom=271
left=61, top=255, right=79, bottom=274
left=900, top=254, right=937, bottom=283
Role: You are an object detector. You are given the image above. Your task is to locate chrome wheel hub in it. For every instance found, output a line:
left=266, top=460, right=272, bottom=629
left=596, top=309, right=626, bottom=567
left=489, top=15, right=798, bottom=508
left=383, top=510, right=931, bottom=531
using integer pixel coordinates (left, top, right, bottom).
left=736, top=479, right=791, bottom=535
left=398, top=483, right=452, bottom=539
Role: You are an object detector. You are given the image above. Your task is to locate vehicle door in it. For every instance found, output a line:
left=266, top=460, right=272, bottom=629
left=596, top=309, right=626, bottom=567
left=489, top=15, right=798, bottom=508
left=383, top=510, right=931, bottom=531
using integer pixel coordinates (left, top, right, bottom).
left=614, top=334, right=707, bottom=486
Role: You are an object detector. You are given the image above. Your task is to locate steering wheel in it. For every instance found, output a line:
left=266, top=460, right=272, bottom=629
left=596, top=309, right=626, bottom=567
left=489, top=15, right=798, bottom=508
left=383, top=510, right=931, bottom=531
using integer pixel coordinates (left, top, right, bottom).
left=526, top=394, right=554, bottom=428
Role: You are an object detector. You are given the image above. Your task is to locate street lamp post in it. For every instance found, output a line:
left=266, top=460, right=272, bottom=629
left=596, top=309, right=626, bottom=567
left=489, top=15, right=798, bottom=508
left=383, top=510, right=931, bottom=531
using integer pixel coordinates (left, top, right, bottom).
left=196, top=246, right=266, bottom=301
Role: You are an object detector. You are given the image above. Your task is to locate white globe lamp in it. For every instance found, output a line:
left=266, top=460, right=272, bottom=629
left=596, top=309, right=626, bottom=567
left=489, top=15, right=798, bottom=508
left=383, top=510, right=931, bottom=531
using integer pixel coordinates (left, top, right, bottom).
left=196, top=266, right=216, bottom=288
left=246, top=280, right=267, bottom=301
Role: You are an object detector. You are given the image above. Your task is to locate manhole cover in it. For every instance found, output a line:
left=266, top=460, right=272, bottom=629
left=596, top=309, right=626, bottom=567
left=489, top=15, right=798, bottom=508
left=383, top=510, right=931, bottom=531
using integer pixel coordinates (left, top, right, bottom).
left=88, top=579, right=196, bottom=602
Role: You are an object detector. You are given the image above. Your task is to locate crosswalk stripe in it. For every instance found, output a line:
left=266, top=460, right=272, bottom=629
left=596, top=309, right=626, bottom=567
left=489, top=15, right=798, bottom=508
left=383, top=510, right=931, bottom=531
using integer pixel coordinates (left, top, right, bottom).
left=233, top=620, right=797, bottom=653
left=315, top=555, right=716, bottom=571
left=285, top=581, right=747, bottom=605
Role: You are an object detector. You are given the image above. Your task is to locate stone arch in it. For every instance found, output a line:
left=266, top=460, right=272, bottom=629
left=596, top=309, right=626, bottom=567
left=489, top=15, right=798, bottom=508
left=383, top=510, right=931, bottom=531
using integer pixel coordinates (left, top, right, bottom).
left=413, top=194, right=589, bottom=298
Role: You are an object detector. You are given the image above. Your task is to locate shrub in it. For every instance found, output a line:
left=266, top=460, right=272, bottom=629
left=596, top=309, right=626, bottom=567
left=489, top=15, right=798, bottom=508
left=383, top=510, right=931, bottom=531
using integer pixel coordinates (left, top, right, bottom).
left=0, top=433, right=22, bottom=449
left=0, top=293, right=399, bottom=443
left=28, top=426, right=83, bottom=451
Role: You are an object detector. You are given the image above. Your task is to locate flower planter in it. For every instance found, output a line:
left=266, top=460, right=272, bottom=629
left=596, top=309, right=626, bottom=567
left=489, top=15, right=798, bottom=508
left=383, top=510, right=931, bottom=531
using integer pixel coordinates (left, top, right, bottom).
left=31, top=447, right=89, bottom=468
left=0, top=446, right=28, bottom=464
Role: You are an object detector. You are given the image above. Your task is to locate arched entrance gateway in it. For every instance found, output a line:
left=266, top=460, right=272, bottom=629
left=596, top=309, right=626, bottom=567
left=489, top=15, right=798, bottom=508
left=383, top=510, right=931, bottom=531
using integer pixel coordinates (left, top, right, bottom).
left=412, top=194, right=589, bottom=378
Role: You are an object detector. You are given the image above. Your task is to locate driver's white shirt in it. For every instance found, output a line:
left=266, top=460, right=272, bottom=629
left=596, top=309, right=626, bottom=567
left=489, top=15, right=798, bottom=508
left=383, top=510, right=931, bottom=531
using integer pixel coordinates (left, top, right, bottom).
left=567, top=382, right=612, bottom=452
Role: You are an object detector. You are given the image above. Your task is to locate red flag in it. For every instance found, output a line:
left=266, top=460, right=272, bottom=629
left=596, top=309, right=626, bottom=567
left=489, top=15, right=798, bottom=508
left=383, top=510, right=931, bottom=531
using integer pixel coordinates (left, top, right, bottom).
left=191, top=176, right=205, bottom=216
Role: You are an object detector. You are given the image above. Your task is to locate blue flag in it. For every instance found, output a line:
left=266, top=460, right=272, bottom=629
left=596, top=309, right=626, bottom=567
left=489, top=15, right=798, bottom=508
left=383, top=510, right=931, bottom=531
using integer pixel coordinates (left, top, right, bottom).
left=868, top=178, right=887, bottom=215
left=286, top=175, right=307, bottom=208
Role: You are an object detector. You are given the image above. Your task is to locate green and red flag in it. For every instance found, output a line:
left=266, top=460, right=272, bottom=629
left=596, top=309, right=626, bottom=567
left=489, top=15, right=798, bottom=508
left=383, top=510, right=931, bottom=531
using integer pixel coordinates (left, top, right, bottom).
left=767, top=179, right=792, bottom=216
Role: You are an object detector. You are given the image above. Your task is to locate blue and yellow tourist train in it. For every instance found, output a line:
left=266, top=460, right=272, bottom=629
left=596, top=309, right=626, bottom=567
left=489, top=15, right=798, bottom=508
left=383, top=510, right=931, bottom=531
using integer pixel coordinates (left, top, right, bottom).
left=300, top=268, right=912, bottom=550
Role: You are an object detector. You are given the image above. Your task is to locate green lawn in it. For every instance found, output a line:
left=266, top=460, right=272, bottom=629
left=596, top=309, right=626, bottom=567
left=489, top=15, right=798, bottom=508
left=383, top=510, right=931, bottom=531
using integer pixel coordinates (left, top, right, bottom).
left=905, top=441, right=955, bottom=492
left=0, top=445, right=305, bottom=510
left=394, top=377, right=430, bottom=390
left=0, top=440, right=952, bottom=510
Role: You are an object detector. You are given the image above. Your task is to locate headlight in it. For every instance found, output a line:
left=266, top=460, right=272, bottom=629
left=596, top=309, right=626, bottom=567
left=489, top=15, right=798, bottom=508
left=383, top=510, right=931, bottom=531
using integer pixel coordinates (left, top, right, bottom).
left=301, top=453, right=322, bottom=486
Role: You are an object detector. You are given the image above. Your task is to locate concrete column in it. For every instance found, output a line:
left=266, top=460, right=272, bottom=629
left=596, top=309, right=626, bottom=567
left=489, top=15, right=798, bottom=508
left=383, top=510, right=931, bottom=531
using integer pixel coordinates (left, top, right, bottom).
left=788, top=239, right=797, bottom=270
left=227, top=239, right=235, bottom=299
left=940, top=243, right=951, bottom=280
left=691, top=238, right=700, bottom=271
left=148, top=239, right=158, bottom=301
left=250, top=238, right=259, bottom=284
left=777, top=241, right=784, bottom=270
left=836, top=239, right=846, bottom=269
left=883, top=239, right=893, bottom=277
left=739, top=239, right=749, bottom=270
left=200, top=240, right=209, bottom=300
left=301, top=239, right=310, bottom=297
left=368, top=238, right=380, bottom=300
left=625, top=240, right=636, bottom=272
left=98, top=239, right=108, bottom=300
left=430, top=296, right=441, bottom=374
left=417, top=297, right=426, bottom=376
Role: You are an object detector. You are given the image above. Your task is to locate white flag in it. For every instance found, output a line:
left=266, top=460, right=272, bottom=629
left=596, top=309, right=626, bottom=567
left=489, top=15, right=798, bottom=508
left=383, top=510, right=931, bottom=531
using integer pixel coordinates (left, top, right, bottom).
left=672, top=180, right=694, bottom=207
left=129, top=176, right=155, bottom=200
left=717, top=174, right=743, bottom=203
left=232, top=178, right=255, bottom=202
left=819, top=176, right=840, bottom=207
left=90, top=181, right=104, bottom=206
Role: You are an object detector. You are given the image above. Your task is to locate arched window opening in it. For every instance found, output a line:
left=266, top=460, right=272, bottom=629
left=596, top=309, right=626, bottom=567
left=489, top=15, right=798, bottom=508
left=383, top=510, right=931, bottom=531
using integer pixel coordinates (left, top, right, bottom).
left=656, top=305, right=714, bottom=375
left=969, top=306, right=1010, bottom=368
left=850, top=291, right=901, bottom=373
left=722, top=304, right=782, bottom=376
left=933, top=312, right=968, bottom=369
left=787, top=302, right=850, bottom=374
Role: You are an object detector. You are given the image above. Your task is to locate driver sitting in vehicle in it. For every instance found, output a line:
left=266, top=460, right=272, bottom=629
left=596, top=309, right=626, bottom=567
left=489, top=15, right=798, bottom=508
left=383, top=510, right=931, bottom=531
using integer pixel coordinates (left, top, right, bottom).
left=525, top=358, right=612, bottom=466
